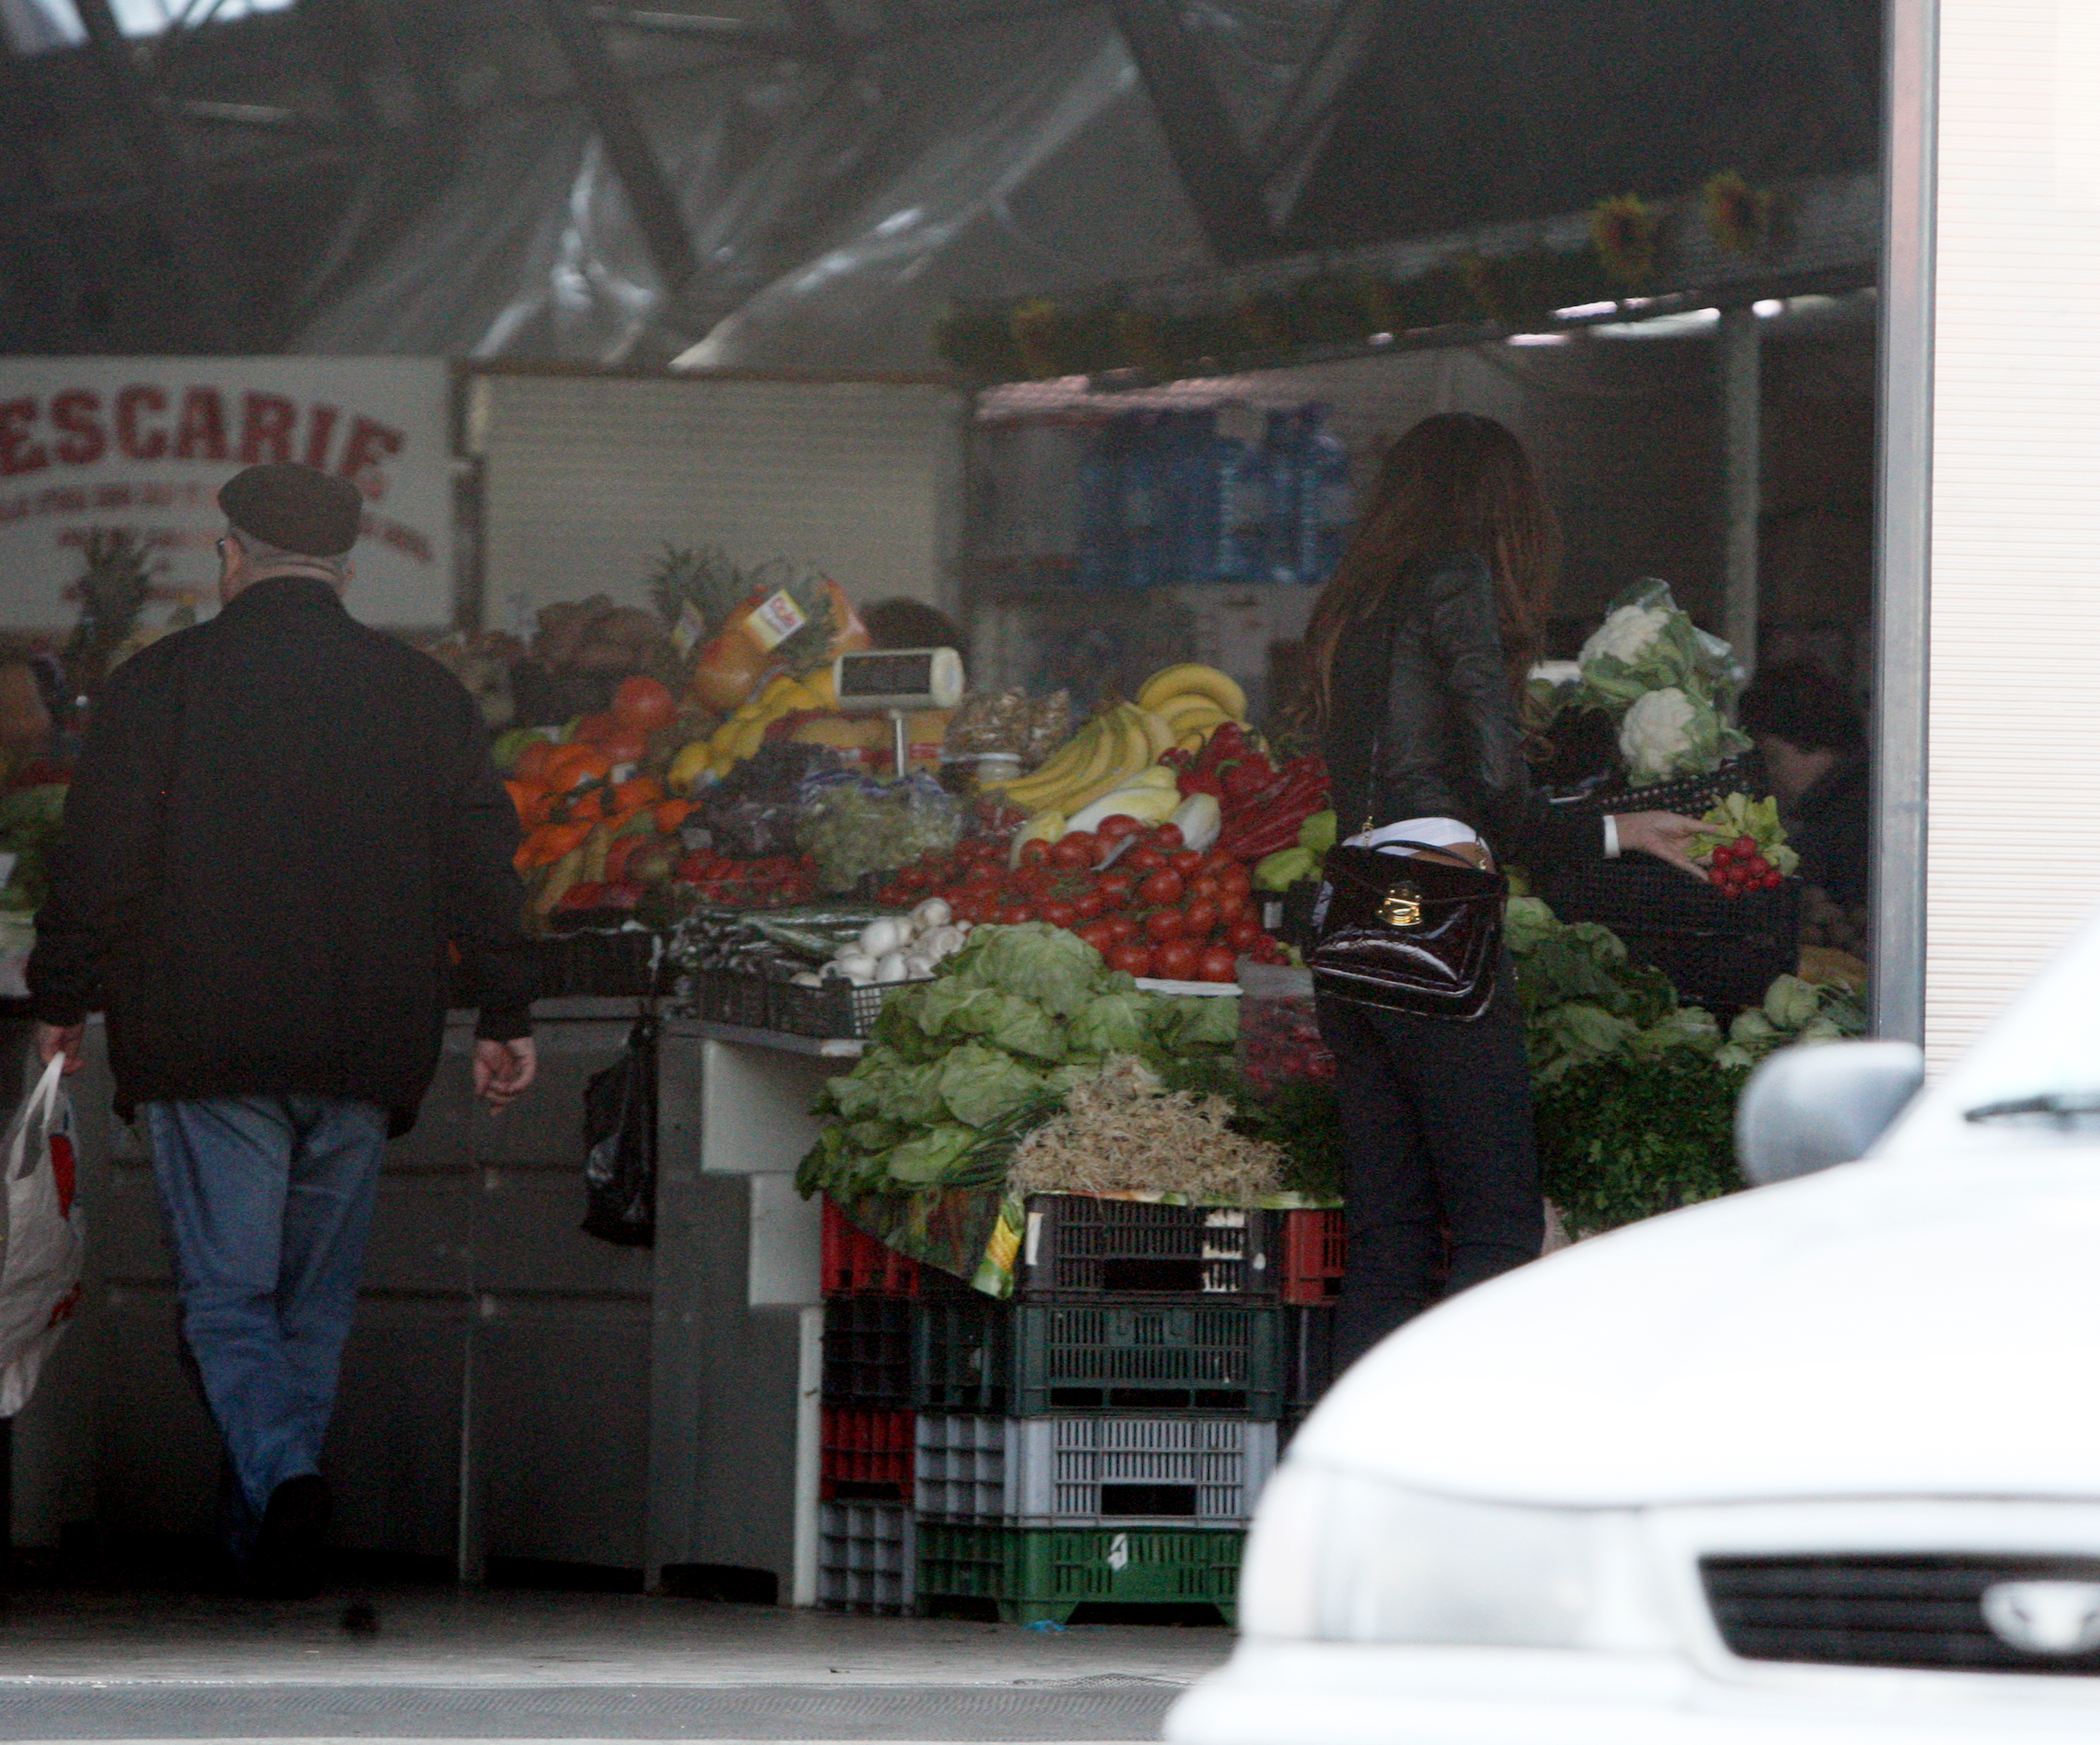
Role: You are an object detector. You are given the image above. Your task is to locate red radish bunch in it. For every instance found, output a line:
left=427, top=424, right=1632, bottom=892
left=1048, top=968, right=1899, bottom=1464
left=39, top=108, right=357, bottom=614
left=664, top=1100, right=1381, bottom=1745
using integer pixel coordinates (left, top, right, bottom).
left=873, top=820, right=1289, bottom=981
left=1707, top=835, right=1783, bottom=897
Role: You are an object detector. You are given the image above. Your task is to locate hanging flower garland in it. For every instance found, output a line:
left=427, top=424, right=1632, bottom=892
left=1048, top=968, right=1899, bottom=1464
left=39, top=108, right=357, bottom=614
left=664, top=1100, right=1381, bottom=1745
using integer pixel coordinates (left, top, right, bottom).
left=1702, top=171, right=1773, bottom=256
left=1590, top=193, right=1660, bottom=286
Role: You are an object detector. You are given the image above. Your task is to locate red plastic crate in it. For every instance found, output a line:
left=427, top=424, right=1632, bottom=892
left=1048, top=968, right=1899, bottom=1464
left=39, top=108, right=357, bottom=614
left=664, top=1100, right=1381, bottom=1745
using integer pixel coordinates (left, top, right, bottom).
left=1281, top=1210, right=1346, bottom=1305
left=821, top=1406, right=915, bottom=1501
left=823, top=1199, right=922, bottom=1297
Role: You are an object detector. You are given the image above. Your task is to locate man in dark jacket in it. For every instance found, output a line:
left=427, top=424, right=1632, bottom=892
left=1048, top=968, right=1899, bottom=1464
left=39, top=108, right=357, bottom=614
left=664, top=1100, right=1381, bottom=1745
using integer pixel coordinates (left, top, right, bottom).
left=27, top=462, right=538, bottom=1597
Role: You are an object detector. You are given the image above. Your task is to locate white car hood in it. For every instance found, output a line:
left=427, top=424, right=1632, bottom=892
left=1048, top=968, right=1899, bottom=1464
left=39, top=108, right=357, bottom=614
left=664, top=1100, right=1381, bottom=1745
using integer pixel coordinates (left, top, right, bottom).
left=1292, top=1148, right=2100, bottom=1507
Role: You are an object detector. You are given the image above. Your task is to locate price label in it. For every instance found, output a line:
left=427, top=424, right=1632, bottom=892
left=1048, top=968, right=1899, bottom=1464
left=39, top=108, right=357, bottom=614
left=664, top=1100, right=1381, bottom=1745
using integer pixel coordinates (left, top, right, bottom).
left=672, top=600, right=707, bottom=658
left=747, top=589, right=809, bottom=652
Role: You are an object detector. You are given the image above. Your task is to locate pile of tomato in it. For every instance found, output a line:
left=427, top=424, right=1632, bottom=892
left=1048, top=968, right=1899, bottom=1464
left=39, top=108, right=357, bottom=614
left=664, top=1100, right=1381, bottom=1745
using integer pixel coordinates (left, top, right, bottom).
left=874, top=816, right=1289, bottom=982
left=677, top=849, right=819, bottom=908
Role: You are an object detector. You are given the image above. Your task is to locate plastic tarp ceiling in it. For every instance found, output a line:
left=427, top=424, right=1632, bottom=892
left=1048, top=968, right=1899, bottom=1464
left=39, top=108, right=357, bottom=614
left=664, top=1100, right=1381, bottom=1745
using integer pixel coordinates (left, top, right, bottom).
left=300, top=5, right=1258, bottom=372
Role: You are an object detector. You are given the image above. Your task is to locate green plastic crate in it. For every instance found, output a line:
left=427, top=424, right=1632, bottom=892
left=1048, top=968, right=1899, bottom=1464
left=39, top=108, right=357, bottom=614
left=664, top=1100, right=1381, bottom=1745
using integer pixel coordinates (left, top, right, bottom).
left=916, top=1523, right=1243, bottom=1625
left=915, top=1297, right=1285, bottom=1418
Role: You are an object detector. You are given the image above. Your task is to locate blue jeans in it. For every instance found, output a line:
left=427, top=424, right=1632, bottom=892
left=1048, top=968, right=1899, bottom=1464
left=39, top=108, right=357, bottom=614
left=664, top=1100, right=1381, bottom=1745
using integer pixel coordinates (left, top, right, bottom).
left=144, top=1096, right=388, bottom=1542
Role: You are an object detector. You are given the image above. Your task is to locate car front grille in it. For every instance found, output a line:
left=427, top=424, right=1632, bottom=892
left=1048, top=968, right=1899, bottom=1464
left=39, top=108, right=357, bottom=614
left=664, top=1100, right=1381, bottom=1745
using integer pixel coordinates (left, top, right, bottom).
left=1702, top=1554, right=2100, bottom=1675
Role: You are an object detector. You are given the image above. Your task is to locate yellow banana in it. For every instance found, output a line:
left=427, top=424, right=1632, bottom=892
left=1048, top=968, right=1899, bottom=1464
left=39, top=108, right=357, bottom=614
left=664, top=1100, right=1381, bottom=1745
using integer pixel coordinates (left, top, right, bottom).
left=1002, top=723, right=1113, bottom=809
left=1134, top=708, right=1176, bottom=761
left=990, top=719, right=1101, bottom=799
left=1136, top=663, right=1247, bottom=720
left=1052, top=710, right=1150, bottom=817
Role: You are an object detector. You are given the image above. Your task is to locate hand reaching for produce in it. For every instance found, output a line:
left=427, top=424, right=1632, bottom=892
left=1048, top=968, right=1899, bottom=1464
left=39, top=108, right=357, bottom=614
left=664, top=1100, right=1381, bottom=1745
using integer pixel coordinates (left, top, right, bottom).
left=1611, top=811, right=1709, bottom=879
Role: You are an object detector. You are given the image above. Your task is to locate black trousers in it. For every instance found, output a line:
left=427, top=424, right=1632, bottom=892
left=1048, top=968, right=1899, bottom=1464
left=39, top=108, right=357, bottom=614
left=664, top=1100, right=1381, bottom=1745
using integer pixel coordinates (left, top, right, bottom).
left=1316, top=961, right=1543, bottom=1377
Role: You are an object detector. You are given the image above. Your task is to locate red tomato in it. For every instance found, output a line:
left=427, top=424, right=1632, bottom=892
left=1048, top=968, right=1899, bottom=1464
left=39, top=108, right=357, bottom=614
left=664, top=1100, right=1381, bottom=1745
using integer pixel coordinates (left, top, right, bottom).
left=1075, top=920, right=1120, bottom=954
left=1149, top=824, right=1185, bottom=852
left=1137, top=868, right=1186, bottom=906
left=1125, top=846, right=1167, bottom=874
left=1070, top=832, right=1106, bottom=867
left=1096, top=815, right=1144, bottom=842
left=1201, top=845, right=1238, bottom=870
left=1144, top=908, right=1187, bottom=944
left=1227, top=915, right=1264, bottom=950
left=1074, top=889, right=1109, bottom=921
left=1042, top=900, right=1080, bottom=928
left=1097, top=869, right=1139, bottom=902
left=1109, top=943, right=1154, bottom=978
left=1020, top=839, right=1052, bottom=866
left=1050, top=837, right=1093, bottom=870
left=1228, top=899, right=1262, bottom=930
left=1217, top=862, right=1255, bottom=900
left=1154, top=939, right=1200, bottom=980
left=1001, top=904, right=1036, bottom=925
left=1169, top=849, right=1205, bottom=878
left=1182, top=897, right=1219, bottom=938
left=1197, top=946, right=1238, bottom=983
left=612, top=675, right=678, bottom=733
left=1103, top=913, right=1140, bottom=943
left=1190, top=871, right=1224, bottom=902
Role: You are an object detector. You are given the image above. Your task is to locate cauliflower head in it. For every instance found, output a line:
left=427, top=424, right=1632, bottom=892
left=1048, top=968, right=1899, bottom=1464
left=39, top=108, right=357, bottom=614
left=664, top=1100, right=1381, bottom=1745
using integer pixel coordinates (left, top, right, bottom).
left=1580, top=603, right=1672, bottom=670
left=1617, top=686, right=1701, bottom=784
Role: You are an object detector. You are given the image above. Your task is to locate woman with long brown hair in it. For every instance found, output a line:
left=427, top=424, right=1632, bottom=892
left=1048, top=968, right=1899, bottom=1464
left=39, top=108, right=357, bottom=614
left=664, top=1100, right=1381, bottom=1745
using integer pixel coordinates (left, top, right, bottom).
left=1307, top=412, right=1704, bottom=1372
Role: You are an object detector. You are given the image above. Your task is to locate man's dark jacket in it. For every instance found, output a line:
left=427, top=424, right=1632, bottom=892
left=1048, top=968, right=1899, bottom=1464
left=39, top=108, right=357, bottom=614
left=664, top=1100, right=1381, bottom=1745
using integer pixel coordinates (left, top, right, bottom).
left=28, top=577, right=536, bottom=1133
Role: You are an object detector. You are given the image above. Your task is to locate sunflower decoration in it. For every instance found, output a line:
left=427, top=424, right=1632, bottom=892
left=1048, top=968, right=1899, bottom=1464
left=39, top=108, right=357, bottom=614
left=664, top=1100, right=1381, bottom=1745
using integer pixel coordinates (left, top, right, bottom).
left=1590, top=193, right=1659, bottom=287
left=1114, top=308, right=1175, bottom=379
left=1702, top=171, right=1773, bottom=257
left=1009, top=298, right=1064, bottom=380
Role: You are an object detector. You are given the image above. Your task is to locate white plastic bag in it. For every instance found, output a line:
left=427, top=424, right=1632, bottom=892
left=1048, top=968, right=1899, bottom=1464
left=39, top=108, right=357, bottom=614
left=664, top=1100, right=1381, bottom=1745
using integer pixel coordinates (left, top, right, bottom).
left=0, top=1055, right=84, bottom=1416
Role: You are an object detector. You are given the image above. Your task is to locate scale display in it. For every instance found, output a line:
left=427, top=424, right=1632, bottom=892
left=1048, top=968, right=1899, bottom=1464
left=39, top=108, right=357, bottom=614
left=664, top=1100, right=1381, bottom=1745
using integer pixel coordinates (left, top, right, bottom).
left=833, top=647, right=965, bottom=713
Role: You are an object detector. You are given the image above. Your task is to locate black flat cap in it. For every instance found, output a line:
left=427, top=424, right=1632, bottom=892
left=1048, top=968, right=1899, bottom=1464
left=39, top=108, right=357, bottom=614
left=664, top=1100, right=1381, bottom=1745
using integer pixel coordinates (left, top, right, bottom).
left=218, top=463, right=364, bottom=559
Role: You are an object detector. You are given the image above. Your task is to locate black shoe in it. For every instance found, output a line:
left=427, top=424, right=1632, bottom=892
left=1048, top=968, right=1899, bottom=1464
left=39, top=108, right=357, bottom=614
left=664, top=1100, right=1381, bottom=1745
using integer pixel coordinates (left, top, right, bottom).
left=249, top=1475, right=330, bottom=1601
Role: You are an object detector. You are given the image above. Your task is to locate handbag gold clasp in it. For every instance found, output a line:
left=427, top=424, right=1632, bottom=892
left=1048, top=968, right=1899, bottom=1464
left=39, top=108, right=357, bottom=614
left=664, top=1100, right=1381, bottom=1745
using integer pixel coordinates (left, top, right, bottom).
left=1380, top=885, right=1423, bottom=928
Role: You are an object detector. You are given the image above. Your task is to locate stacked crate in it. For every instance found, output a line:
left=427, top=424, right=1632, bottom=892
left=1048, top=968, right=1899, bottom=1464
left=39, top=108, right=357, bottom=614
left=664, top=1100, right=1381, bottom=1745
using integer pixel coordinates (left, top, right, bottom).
left=1279, top=1209, right=1344, bottom=1443
left=910, top=1197, right=1299, bottom=1628
left=815, top=1206, right=926, bottom=1614
left=819, top=1197, right=1346, bottom=1623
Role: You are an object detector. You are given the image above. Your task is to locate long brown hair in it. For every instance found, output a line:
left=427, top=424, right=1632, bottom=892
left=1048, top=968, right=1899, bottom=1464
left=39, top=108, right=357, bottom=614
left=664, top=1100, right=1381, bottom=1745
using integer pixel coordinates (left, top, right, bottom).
left=1305, top=412, right=1560, bottom=729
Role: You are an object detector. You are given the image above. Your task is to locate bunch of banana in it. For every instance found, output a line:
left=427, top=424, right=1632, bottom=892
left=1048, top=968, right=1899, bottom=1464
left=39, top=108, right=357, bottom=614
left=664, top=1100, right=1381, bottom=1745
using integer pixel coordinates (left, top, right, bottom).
left=1135, top=664, right=1249, bottom=753
left=986, top=702, right=1173, bottom=818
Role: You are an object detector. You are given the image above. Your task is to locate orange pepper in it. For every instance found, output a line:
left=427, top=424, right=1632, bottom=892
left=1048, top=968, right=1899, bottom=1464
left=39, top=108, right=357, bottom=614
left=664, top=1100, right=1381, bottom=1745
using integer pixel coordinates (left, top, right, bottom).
left=503, top=780, right=547, bottom=828
left=605, top=835, right=645, bottom=883
left=611, top=775, right=664, bottom=812
left=654, top=798, right=693, bottom=832
left=517, top=821, right=591, bottom=869
left=547, top=744, right=613, bottom=790
left=568, top=789, right=606, bottom=824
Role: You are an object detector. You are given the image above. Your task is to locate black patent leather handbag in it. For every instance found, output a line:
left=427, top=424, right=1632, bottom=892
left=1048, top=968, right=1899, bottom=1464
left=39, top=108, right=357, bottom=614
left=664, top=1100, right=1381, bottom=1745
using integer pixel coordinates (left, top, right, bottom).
left=1307, top=840, right=1506, bottom=1022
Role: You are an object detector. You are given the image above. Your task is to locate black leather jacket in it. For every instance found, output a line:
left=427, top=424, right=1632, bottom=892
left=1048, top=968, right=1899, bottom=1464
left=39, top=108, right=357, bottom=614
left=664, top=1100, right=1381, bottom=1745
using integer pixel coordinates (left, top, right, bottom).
left=1321, top=549, right=1600, bottom=871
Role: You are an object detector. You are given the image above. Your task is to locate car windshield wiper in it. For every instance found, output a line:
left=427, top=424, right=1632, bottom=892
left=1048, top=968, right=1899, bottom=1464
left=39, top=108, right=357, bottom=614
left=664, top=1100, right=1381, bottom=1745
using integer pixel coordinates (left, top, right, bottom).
left=1965, top=1091, right=2100, bottom=1124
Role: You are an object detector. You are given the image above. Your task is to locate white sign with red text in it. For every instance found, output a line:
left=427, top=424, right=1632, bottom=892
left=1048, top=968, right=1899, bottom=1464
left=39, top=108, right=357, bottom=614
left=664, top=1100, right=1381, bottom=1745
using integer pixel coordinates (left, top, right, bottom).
left=0, top=357, right=453, bottom=633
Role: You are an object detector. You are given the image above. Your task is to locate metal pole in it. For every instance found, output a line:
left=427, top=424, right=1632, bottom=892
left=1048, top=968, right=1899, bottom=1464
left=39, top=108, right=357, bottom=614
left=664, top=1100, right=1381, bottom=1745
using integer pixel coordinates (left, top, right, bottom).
left=1871, top=0, right=1938, bottom=1046
left=1719, top=307, right=1762, bottom=677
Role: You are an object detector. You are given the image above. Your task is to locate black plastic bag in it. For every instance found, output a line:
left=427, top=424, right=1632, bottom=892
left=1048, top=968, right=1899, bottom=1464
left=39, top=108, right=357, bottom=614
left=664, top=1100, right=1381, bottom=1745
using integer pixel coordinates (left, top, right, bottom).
left=582, top=1016, right=657, bottom=1247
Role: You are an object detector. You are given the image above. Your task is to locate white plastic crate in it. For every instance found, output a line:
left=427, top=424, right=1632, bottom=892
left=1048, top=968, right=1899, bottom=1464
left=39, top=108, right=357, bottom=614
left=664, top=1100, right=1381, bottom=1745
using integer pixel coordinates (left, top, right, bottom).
left=914, top=1415, right=1277, bottom=1527
left=817, top=1500, right=915, bottom=1613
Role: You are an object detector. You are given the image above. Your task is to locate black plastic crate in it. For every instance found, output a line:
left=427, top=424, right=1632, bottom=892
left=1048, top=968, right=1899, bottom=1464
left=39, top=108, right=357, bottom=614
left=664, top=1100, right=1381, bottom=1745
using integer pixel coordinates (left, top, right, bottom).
left=823, top=1296, right=915, bottom=1411
left=915, top=1296, right=1285, bottom=1418
left=1542, top=857, right=1800, bottom=1012
left=1284, top=1304, right=1336, bottom=1418
left=691, top=967, right=775, bottom=1029
left=770, top=977, right=933, bottom=1040
left=1014, top=1197, right=1279, bottom=1299
left=1546, top=751, right=1770, bottom=822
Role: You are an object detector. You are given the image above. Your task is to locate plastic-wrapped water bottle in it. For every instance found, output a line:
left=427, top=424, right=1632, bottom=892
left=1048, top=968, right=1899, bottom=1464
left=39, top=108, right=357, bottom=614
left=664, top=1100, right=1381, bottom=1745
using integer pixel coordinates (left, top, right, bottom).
left=1296, top=405, right=1353, bottom=588
left=1259, top=410, right=1303, bottom=584
left=1072, top=416, right=1121, bottom=588
left=1215, top=429, right=1265, bottom=584
left=1174, top=409, right=1224, bottom=586
left=1120, top=412, right=1166, bottom=588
